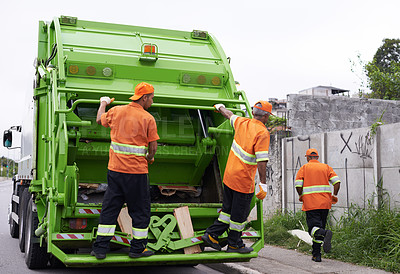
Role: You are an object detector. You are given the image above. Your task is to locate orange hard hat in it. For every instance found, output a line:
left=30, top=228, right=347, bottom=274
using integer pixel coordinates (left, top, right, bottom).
left=305, top=148, right=319, bottom=157
left=253, top=100, right=273, bottom=115
left=129, top=82, right=154, bottom=100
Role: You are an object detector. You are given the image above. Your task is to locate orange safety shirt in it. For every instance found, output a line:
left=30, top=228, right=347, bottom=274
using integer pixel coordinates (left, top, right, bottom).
left=295, top=160, right=340, bottom=211
left=223, top=115, right=270, bottom=194
left=101, top=102, right=159, bottom=174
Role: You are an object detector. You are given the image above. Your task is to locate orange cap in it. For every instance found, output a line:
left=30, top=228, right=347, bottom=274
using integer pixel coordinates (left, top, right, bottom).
left=129, top=82, right=154, bottom=100
left=254, top=100, right=273, bottom=115
left=305, top=148, right=319, bottom=157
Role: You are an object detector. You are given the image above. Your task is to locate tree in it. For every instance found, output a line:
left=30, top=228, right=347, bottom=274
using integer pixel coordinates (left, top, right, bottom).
left=266, top=116, right=287, bottom=134
left=373, top=39, right=400, bottom=73
left=364, top=39, right=400, bottom=100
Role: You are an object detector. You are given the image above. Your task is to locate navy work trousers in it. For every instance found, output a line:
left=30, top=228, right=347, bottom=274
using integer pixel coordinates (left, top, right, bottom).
left=205, top=184, right=253, bottom=248
left=93, top=170, right=150, bottom=253
left=306, top=209, right=329, bottom=255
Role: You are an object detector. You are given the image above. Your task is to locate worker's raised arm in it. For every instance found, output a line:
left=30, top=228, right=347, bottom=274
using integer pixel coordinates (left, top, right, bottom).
left=96, top=97, right=114, bottom=125
left=214, top=104, right=234, bottom=120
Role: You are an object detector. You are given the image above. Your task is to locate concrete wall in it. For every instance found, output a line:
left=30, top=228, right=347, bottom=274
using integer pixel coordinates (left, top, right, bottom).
left=282, top=122, right=400, bottom=216
left=287, top=94, right=400, bottom=137
left=249, top=132, right=287, bottom=220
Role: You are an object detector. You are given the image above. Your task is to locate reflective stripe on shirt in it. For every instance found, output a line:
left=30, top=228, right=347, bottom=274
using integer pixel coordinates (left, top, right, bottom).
left=230, top=115, right=239, bottom=128
left=110, top=141, right=147, bottom=156
left=231, top=140, right=257, bottom=165
left=97, top=224, right=116, bottom=236
left=329, top=176, right=341, bottom=185
left=295, top=179, right=304, bottom=187
left=302, top=185, right=331, bottom=195
left=255, top=151, right=269, bottom=162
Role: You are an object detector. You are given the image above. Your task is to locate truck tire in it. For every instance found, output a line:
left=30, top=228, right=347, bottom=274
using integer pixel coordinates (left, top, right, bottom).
left=24, top=197, right=49, bottom=269
left=9, top=207, right=19, bottom=238
left=18, top=188, right=30, bottom=252
left=9, top=182, right=20, bottom=238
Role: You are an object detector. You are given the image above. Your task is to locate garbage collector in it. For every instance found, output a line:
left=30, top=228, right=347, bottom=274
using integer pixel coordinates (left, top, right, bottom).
left=91, top=82, right=159, bottom=259
left=295, top=148, right=340, bottom=262
left=201, top=101, right=272, bottom=253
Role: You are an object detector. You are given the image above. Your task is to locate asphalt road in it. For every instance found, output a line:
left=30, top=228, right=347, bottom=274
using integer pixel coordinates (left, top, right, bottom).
left=0, top=179, right=223, bottom=274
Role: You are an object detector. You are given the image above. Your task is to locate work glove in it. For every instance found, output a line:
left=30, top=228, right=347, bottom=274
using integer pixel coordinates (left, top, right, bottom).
left=100, top=96, right=115, bottom=105
left=332, top=195, right=338, bottom=204
left=214, top=104, right=225, bottom=112
left=256, top=183, right=268, bottom=200
left=299, top=195, right=303, bottom=202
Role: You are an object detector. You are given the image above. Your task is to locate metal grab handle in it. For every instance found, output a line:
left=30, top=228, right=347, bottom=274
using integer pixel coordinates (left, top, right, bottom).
left=208, top=127, right=233, bottom=135
left=55, top=99, right=246, bottom=115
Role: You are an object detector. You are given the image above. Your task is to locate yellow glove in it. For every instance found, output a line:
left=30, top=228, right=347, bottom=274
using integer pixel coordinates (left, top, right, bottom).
left=256, top=184, right=267, bottom=200
left=332, top=196, right=338, bottom=204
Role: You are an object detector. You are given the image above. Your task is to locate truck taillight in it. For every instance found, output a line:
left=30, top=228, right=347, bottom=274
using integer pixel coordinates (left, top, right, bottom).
left=86, top=66, right=96, bottom=76
left=69, top=219, right=87, bottom=230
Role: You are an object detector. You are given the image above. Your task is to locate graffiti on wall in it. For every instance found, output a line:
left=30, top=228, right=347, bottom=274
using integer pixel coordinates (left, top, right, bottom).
left=286, top=135, right=311, bottom=212
left=340, top=131, right=373, bottom=208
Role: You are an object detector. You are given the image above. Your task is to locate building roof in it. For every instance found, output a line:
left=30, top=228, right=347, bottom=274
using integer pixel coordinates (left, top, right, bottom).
left=314, top=85, right=349, bottom=95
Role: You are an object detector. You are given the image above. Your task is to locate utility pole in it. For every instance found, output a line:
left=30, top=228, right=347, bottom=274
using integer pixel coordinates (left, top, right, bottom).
left=6, top=150, right=9, bottom=178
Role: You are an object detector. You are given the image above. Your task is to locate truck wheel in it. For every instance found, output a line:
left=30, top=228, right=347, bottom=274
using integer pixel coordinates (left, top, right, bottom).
left=9, top=183, right=20, bottom=238
left=9, top=208, right=19, bottom=238
left=24, top=197, right=49, bottom=269
left=9, top=200, right=19, bottom=238
left=18, top=188, right=30, bottom=252
left=49, top=255, right=65, bottom=268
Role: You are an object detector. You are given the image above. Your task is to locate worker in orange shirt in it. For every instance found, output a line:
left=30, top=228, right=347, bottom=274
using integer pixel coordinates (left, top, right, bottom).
left=91, top=82, right=159, bottom=259
left=295, top=148, right=340, bottom=262
left=201, top=101, right=271, bottom=253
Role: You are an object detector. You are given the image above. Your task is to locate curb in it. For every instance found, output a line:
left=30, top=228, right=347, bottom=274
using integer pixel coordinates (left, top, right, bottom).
left=207, top=263, right=262, bottom=274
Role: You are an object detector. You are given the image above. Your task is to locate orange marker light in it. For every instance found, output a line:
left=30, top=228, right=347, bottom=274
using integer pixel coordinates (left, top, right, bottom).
left=69, top=65, right=79, bottom=74
left=144, top=45, right=156, bottom=54
left=212, top=76, right=221, bottom=86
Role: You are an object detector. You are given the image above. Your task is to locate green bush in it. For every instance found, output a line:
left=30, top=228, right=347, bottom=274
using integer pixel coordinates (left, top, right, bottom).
left=264, top=210, right=310, bottom=251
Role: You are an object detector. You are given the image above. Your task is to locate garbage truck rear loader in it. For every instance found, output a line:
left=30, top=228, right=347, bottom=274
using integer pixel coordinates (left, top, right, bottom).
left=6, top=16, right=265, bottom=268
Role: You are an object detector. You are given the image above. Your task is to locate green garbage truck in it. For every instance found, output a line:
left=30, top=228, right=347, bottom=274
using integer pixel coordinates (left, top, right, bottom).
left=5, top=16, right=265, bottom=268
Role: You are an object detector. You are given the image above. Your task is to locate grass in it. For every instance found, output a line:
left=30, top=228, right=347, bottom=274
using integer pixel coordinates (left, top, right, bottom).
left=263, top=205, right=400, bottom=273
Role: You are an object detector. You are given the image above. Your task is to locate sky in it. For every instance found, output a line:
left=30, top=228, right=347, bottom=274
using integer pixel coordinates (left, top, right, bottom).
left=1, top=0, right=400, bottom=160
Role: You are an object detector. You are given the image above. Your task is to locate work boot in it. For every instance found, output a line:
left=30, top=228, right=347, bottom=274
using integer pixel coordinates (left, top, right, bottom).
left=323, top=230, right=333, bottom=253
left=90, top=250, right=106, bottom=259
left=226, top=245, right=253, bottom=253
left=312, top=253, right=322, bottom=262
left=129, top=248, right=154, bottom=258
left=201, top=233, right=221, bottom=251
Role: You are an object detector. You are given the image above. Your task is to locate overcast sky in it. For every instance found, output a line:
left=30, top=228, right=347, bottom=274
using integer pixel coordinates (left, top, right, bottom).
left=1, top=0, right=399, bottom=159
